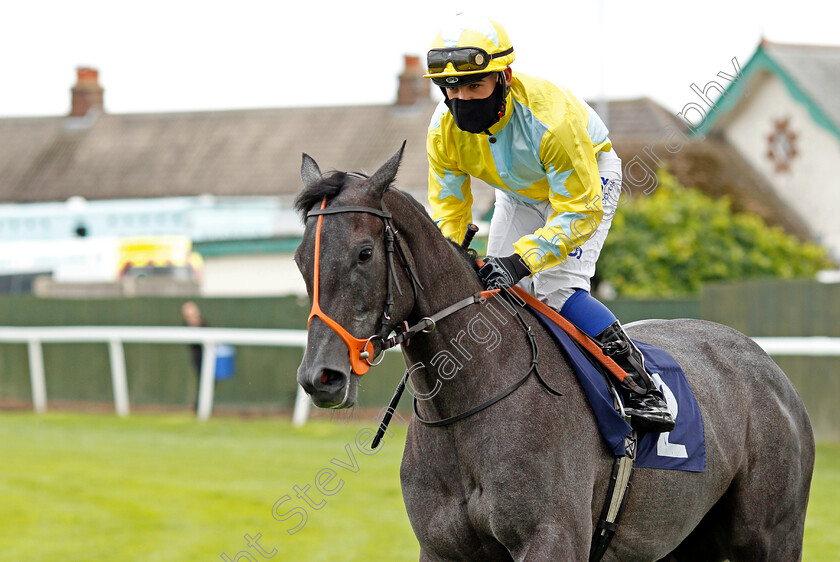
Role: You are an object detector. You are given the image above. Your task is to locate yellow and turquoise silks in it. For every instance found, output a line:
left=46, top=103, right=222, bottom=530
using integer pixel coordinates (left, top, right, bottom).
left=427, top=72, right=613, bottom=273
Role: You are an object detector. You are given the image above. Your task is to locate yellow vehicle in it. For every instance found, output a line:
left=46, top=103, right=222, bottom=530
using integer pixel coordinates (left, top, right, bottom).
left=118, top=236, right=203, bottom=281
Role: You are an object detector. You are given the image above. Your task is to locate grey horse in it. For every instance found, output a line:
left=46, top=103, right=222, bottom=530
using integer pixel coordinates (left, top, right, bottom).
left=294, top=146, right=814, bottom=561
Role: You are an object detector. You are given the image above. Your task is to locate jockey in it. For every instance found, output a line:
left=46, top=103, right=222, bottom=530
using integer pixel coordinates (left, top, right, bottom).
left=424, top=13, right=674, bottom=433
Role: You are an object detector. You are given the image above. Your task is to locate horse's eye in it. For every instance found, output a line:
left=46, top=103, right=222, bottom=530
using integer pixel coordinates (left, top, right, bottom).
left=358, top=248, right=373, bottom=263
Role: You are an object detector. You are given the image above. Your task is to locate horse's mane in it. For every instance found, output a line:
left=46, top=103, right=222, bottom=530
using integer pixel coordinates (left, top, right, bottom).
left=387, top=189, right=480, bottom=273
left=448, top=240, right=481, bottom=273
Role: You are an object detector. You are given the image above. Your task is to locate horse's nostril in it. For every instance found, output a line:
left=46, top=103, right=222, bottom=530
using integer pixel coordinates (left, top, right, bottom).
left=319, top=369, right=345, bottom=389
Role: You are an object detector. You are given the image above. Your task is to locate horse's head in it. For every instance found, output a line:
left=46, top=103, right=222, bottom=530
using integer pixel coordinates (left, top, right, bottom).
left=293, top=145, right=415, bottom=408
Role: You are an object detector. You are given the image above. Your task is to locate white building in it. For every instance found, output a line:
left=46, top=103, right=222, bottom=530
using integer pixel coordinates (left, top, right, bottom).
left=2, top=46, right=835, bottom=296
left=698, top=40, right=840, bottom=261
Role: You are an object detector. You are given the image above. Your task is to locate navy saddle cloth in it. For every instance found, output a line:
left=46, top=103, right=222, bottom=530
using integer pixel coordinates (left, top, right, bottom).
left=530, top=310, right=706, bottom=472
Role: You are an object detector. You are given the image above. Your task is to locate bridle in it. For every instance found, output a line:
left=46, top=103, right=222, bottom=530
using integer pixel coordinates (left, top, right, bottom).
left=306, top=191, right=561, bottom=436
left=306, top=193, right=505, bottom=375
left=305, top=195, right=423, bottom=375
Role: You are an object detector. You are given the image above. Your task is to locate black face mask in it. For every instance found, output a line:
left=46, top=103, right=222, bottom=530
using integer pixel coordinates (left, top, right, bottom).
left=444, top=77, right=505, bottom=134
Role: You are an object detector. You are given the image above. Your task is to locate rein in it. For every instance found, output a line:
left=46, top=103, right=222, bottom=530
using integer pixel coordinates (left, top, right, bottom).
left=411, top=290, right=562, bottom=427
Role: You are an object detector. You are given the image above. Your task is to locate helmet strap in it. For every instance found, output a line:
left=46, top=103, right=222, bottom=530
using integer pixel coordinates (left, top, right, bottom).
left=492, top=72, right=509, bottom=132
left=499, top=71, right=510, bottom=99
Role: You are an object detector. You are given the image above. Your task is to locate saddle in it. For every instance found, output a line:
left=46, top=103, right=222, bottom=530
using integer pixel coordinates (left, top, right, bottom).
left=511, top=287, right=705, bottom=561
left=521, top=291, right=706, bottom=470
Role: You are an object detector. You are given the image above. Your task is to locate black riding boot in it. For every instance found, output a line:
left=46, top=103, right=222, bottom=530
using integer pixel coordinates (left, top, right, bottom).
left=595, top=321, right=676, bottom=433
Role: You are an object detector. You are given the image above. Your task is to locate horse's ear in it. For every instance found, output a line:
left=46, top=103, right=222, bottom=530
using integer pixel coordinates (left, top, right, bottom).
left=367, top=141, right=406, bottom=198
left=300, top=153, right=322, bottom=189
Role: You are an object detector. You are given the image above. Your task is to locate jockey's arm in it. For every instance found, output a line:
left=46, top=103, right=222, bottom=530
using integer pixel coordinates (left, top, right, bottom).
left=427, top=136, right=474, bottom=244
left=513, top=116, right=606, bottom=274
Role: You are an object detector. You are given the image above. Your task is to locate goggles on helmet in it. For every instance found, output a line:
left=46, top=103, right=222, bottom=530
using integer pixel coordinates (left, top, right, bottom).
left=426, top=46, right=514, bottom=75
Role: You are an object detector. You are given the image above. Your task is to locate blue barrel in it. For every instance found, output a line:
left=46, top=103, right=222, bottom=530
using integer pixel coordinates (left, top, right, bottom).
left=214, top=344, right=236, bottom=380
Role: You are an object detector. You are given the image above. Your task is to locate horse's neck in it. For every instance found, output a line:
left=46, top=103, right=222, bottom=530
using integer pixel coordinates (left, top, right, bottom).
left=385, top=190, right=481, bottom=318
left=386, top=191, right=534, bottom=419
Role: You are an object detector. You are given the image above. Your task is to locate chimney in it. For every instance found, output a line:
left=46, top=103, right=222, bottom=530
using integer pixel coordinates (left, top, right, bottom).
left=70, top=67, right=104, bottom=117
left=396, top=55, right=429, bottom=106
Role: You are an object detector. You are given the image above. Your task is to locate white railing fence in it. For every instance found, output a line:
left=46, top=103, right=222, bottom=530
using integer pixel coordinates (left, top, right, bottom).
left=0, top=327, right=323, bottom=424
left=0, top=327, right=837, bottom=425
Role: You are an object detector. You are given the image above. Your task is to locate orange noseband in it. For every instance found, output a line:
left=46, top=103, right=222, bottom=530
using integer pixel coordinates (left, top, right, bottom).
left=307, top=199, right=377, bottom=375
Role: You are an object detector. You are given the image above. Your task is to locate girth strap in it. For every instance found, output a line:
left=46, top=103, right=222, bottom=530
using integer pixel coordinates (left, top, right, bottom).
left=590, top=432, right=637, bottom=561
left=589, top=357, right=638, bottom=561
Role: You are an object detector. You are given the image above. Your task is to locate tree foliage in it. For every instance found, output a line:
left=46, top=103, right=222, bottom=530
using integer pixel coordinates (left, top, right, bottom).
left=597, top=171, right=835, bottom=297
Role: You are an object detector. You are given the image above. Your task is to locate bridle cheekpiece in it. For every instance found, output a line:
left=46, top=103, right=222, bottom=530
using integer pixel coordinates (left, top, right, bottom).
left=305, top=197, right=423, bottom=375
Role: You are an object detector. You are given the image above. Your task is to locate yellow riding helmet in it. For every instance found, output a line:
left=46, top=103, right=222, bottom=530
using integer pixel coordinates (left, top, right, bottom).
left=424, top=14, right=515, bottom=87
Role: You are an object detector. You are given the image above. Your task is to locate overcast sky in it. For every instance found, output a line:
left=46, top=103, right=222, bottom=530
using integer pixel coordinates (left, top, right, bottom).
left=2, top=0, right=838, bottom=119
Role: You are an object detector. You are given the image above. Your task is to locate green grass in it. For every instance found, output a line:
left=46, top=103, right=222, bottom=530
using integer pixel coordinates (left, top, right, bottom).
left=804, top=441, right=840, bottom=561
left=1, top=412, right=417, bottom=561
left=1, top=412, right=838, bottom=561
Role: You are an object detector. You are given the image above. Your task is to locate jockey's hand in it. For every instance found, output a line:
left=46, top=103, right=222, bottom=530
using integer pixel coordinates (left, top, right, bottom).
left=478, top=254, right=531, bottom=291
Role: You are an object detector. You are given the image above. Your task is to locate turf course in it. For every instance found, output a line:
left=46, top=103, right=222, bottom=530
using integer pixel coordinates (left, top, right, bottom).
left=2, top=412, right=838, bottom=561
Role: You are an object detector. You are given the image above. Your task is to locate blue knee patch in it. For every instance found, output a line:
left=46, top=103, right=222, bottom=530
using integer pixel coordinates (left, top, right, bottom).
left=559, top=289, right=617, bottom=337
